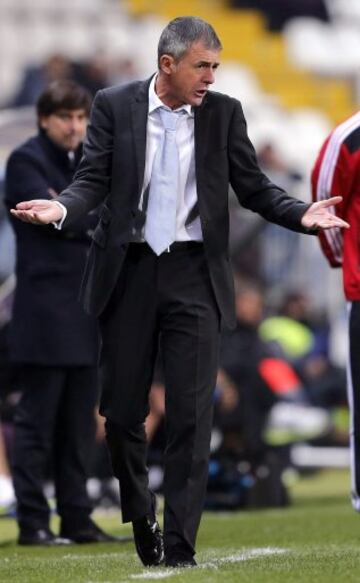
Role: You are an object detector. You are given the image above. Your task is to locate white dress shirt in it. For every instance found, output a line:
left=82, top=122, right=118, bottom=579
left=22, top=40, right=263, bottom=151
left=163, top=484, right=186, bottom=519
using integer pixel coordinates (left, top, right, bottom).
left=139, top=75, right=202, bottom=241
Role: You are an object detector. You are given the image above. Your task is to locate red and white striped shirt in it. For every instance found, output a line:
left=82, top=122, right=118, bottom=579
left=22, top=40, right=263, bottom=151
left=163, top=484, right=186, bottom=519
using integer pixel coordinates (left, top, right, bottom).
left=312, top=111, right=360, bottom=300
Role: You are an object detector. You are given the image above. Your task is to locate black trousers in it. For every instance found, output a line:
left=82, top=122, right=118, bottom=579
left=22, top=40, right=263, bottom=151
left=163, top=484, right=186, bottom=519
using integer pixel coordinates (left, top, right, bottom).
left=348, top=301, right=360, bottom=511
left=12, top=365, right=98, bottom=530
left=100, top=242, right=220, bottom=555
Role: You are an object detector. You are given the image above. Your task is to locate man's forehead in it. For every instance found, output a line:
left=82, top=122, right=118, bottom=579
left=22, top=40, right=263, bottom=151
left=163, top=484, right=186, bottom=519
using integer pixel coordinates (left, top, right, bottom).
left=184, top=41, right=221, bottom=62
left=44, top=108, right=88, bottom=117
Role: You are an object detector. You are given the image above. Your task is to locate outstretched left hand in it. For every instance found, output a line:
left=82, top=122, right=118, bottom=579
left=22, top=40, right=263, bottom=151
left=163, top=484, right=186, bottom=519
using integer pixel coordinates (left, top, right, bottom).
left=301, top=196, right=350, bottom=230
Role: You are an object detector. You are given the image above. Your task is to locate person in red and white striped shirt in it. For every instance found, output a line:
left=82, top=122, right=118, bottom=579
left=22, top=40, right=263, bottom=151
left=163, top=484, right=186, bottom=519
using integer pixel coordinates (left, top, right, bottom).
left=312, top=110, right=360, bottom=511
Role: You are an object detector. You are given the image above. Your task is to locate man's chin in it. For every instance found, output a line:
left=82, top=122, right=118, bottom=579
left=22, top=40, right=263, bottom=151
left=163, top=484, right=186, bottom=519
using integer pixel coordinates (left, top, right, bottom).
left=191, top=93, right=207, bottom=106
left=64, top=140, right=82, bottom=151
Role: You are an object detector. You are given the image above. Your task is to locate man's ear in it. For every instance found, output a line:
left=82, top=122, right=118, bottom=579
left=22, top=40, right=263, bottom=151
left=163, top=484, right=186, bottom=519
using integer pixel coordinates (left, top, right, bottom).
left=159, top=54, right=176, bottom=75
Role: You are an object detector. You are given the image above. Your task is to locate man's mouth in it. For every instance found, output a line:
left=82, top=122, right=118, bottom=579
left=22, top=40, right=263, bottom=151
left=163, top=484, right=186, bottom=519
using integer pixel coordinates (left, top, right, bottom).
left=194, top=89, right=207, bottom=98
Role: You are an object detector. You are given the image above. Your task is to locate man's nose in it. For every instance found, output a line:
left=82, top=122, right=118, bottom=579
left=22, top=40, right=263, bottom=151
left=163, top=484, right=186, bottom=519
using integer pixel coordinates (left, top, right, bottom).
left=204, top=68, right=215, bottom=85
left=70, top=119, right=84, bottom=134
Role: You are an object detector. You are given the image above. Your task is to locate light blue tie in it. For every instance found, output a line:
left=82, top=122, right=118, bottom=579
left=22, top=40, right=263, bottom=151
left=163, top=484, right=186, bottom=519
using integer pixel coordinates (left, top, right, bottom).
left=145, top=107, right=182, bottom=255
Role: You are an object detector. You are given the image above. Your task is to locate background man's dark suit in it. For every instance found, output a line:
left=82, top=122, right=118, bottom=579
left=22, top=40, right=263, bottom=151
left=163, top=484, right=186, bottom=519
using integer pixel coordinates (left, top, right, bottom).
left=53, top=77, right=311, bottom=553
left=5, top=132, right=100, bottom=535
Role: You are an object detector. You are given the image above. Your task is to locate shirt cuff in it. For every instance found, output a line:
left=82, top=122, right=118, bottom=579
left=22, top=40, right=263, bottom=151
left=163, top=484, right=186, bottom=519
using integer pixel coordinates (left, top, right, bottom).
left=52, top=201, right=67, bottom=230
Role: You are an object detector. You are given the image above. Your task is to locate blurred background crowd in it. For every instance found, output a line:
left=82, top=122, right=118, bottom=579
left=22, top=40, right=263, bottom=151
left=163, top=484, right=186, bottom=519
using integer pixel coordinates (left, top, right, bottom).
left=0, top=0, right=359, bottom=514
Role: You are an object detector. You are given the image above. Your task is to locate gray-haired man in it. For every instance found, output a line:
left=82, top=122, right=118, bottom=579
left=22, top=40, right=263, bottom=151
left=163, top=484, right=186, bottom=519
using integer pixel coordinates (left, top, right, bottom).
left=11, top=16, right=348, bottom=566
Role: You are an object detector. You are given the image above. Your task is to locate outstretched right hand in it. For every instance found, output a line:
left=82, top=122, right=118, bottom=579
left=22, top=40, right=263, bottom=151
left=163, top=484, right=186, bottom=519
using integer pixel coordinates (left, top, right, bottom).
left=10, top=200, right=64, bottom=225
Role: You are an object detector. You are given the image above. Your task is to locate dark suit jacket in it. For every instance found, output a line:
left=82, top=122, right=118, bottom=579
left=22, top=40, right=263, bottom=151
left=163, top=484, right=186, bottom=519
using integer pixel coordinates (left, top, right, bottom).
left=56, top=77, right=310, bottom=329
left=5, top=133, right=99, bottom=365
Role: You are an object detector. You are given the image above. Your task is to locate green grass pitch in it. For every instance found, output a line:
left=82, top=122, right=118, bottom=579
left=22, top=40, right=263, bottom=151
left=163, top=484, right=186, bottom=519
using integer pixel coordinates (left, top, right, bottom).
left=1, top=469, right=359, bottom=582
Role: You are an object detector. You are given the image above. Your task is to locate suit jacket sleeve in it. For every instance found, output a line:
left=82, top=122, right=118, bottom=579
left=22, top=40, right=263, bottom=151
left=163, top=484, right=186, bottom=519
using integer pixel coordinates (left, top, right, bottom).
left=57, top=90, right=114, bottom=224
left=228, top=100, right=311, bottom=233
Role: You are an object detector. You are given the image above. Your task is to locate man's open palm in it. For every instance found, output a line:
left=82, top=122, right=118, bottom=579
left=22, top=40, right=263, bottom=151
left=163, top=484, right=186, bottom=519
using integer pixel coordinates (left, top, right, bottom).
left=11, top=200, right=63, bottom=225
left=301, top=196, right=350, bottom=230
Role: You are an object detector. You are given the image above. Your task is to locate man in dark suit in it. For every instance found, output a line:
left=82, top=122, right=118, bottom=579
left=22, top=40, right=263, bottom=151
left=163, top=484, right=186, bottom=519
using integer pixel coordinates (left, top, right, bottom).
left=5, top=81, right=118, bottom=546
left=11, top=17, right=349, bottom=565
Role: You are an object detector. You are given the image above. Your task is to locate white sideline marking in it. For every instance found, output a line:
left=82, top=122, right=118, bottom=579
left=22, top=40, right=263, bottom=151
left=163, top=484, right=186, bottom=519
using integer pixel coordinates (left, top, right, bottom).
left=131, top=573, right=178, bottom=580
left=199, top=547, right=288, bottom=570
left=130, top=547, right=289, bottom=579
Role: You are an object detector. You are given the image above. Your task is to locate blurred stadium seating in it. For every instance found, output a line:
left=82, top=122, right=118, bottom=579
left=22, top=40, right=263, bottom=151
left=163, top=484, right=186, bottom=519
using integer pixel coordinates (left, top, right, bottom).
left=0, top=0, right=357, bottom=175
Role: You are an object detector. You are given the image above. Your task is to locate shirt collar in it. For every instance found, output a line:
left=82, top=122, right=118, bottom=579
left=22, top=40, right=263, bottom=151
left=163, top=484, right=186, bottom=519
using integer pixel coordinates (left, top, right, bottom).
left=148, top=74, right=193, bottom=117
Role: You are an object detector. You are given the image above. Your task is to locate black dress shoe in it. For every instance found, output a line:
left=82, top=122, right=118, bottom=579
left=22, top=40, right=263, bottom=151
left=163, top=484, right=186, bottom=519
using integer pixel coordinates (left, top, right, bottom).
left=132, top=494, right=164, bottom=566
left=60, top=519, right=128, bottom=544
left=18, top=528, right=71, bottom=546
left=165, top=545, right=197, bottom=568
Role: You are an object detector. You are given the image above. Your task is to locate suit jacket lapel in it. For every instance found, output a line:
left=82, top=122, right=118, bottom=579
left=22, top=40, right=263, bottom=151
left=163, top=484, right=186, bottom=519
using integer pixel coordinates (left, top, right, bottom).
left=130, top=77, right=153, bottom=202
left=194, top=97, right=212, bottom=212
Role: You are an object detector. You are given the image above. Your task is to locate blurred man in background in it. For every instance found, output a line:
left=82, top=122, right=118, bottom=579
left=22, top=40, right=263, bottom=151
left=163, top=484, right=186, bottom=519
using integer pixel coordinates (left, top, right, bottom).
left=5, top=81, right=117, bottom=546
left=312, top=109, right=360, bottom=512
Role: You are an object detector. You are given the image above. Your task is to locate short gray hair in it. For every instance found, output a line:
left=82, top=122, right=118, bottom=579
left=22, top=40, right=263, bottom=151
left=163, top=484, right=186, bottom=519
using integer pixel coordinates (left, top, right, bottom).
left=157, top=16, right=222, bottom=67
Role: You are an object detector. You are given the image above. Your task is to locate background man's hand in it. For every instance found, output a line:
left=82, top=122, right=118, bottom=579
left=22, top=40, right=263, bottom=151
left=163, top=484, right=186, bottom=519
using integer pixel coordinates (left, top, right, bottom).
left=301, top=196, right=350, bottom=230
left=10, top=200, right=64, bottom=224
